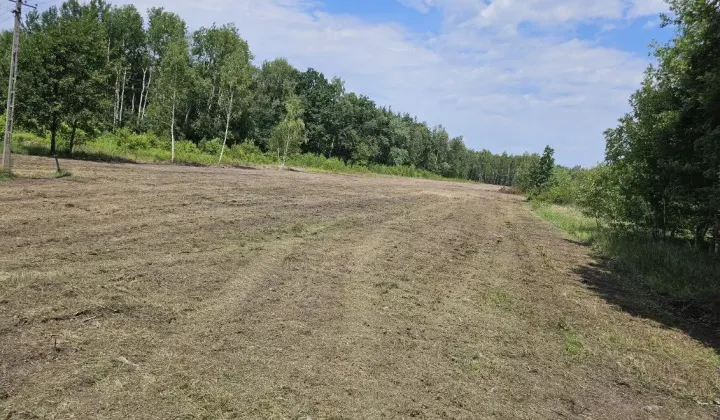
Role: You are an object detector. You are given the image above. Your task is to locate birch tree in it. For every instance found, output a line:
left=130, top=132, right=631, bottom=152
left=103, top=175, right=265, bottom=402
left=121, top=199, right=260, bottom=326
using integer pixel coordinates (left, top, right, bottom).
left=217, top=48, right=252, bottom=164
left=270, top=95, right=306, bottom=169
left=139, top=8, right=186, bottom=124
left=153, top=38, right=191, bottom=162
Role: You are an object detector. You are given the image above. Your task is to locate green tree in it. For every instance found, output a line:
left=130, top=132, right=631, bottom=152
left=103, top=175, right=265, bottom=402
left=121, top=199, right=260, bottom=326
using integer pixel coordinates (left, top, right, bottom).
left=530, top=146, right=555, bottom=191
left=270, top=95, right=305, bottom=168
left=218, top=47, right=253, bottom=164
left=18, top=2, right=106, bottom=154
left=151, top=37, right=192, bottom=162
left=602, top=0, right=720, bottom=247
left=138, top=8, right=186, bottom=123
left=250, top=58, right=299, bottom=146
left=105, top=4, right=145, bottom=128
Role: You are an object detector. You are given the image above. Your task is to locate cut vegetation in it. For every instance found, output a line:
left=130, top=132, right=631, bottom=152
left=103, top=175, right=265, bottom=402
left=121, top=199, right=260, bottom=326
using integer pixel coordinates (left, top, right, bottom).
left=1, top=156, right=717, bottom=419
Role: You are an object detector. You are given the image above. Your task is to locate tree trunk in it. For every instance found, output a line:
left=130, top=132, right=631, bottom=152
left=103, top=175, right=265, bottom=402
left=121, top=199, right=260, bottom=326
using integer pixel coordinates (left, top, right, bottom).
left=208, top=83, right=215, bottom=112
left=138, top=68, right=147, bottom=121
left=142, top=68, right=153, bottom=121
left=171, top=88, right=177, bottom=163
left=219, top=92, right=234, bottom=165
left=113, top=68, right=120, bottom=127
left=50, top=114, right=58, bottom=155
left=281, top=133, right=290, bottom=169
left=130, top=89, right=135, bottom=116
left=119, top=67, right=127, bottom=126
left=694, top=224, right=707, bottom=249
left=69, top=122, right=77, bottom=155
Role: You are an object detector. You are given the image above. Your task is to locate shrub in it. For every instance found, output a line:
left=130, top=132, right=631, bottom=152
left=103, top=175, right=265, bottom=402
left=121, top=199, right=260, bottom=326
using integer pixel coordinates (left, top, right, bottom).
left=174, top=140, right=200, bottom=155
left=288, top=154, right=349, bottom=172
left=199, top=138, right=223, bottom=155
left=389, top=147, right=409, bottom=167
left=226, top=140, right=275, bottom=164
left=116, top=128, right=154, bottom=153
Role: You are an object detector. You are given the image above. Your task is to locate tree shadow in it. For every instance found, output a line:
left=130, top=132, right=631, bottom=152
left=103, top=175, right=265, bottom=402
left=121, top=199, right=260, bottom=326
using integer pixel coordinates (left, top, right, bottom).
left=563, top=238, right=588, bottom=247
left=573, top=259, right=720, bottom=353
left=21, top=144, right=137, bottom=164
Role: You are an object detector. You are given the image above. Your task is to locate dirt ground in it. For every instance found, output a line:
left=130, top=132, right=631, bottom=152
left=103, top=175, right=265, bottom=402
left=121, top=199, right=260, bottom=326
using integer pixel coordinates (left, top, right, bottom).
left=1, top=155, right=718, bottom=419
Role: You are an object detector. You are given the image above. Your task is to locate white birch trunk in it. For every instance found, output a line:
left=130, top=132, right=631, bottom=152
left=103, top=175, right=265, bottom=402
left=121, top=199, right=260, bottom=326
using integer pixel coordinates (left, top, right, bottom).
left=119, top=67, right=127, bottom=126
left=218, top=91, right=234, bottom=165
left=208, top=83, right=215, bottom=112
left=138, top=68, right=147, bottom=120
left=142, top=68, right=153, bottom=121
left=113, top=68, right=120, bottom=127
left=171, top=88, right=177, bottom=163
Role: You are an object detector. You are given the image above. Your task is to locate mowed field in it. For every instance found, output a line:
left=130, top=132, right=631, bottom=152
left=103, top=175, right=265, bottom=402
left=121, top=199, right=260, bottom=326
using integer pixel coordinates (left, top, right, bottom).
left=1, top=155, right=717, bottom=420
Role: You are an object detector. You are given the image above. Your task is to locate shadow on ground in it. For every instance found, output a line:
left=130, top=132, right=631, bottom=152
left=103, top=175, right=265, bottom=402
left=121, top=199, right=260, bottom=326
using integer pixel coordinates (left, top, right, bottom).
left=20, top=144, right=138, bottom=164
left=574, top=259, right=720, bottom=354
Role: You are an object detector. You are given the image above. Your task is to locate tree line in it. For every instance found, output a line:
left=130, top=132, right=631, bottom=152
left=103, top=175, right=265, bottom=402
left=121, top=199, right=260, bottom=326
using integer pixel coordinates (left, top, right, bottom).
left=596, top=0, right=719, bottom=250
left=0, top=0, right=550, bottom=187
left=533, top=0, right=719, bottom=253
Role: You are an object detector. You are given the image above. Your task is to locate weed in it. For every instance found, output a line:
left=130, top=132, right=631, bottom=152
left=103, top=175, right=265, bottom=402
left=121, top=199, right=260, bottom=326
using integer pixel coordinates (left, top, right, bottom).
left=557, top=319, right=585, bottom=357
left=486, top=290, right=512, bottom=308
left=0, top=170, right=15, bottom=180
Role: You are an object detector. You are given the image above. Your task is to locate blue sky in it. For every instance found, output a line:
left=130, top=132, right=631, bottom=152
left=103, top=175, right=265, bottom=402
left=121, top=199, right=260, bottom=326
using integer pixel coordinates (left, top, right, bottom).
left=11, top=0, right=674, bottom=166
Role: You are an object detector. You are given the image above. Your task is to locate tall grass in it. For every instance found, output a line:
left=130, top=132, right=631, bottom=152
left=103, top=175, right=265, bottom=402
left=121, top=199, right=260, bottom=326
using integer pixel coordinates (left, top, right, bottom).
left=533, top=202, right=720, bottom=301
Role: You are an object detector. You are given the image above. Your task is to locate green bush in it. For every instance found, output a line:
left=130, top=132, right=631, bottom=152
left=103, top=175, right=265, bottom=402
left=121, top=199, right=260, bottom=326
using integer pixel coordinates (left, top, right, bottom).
left=116, top=128, right=154, bottom=153
left=288, top=154, right=349, bottom=172
left=225, top=141, right=276, bottom=164
left=174, top=140, right=200, bottom=155
left=199, top=138, right=223, bottom=155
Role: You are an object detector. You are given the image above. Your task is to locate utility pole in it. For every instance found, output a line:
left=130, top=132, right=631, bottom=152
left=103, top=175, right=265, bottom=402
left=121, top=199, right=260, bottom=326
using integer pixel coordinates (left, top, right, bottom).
left=1, top=0, right=34, bottom=173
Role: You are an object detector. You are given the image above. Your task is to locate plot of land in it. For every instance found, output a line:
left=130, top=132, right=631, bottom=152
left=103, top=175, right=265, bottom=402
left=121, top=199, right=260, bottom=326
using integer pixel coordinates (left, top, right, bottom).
left=1, top=156, right=718, bottom=419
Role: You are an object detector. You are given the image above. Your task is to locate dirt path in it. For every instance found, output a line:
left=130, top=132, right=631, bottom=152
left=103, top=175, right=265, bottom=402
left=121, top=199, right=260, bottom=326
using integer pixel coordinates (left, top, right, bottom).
left=1, top=156, right=717, bottom=419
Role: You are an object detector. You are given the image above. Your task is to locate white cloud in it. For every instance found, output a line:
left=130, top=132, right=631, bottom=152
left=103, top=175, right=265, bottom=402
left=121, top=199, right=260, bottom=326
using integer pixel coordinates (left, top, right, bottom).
left=627, top=0, right=668, bottom=19
left=127, top=0, right=664, bottom=166
left=400, top=0, right=669, bottom=26
left=396, top=0, right=434, bottom=14
left=643, top=19, right=660, bottom=29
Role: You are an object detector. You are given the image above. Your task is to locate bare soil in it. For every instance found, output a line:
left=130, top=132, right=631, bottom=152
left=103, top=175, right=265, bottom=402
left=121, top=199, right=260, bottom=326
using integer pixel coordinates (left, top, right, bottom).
left=1, top=155, right=718, bottom=419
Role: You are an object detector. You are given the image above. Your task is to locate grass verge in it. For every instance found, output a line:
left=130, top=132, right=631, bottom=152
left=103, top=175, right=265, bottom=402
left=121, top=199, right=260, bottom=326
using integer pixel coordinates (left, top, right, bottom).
left=533, top=202, right=720, bottom=323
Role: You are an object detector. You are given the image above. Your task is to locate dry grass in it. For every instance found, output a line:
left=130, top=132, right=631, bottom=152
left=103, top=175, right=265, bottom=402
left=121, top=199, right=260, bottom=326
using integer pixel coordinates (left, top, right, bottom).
left=0, top=155, right=718, bottom=419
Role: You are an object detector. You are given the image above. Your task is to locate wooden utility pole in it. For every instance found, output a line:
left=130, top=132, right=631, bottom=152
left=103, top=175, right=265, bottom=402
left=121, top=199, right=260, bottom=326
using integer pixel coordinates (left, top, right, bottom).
left=1, top=1, right=34, bottom=172
left=1, top=0, right=23, bottom=172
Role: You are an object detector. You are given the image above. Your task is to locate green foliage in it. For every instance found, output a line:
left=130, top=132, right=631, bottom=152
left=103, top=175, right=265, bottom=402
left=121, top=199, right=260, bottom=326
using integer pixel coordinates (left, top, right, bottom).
left=528, top=146, right=555, bottom=194
left=174, top=140, right=200, bottom=155
left=389, top=147, right=409, bottom=167
left=2, top=0, right=552, bottom=185
left=115, top=128, right=155, bottom=153
left=533, top=202, right=600, bottom=244
left=601, top=0, right=720, bottom=247
left=225, top=143, right=275, bottom=165
left=199, top=138, right=223, bottom=155
left=270, top=95, right=306, bottom=166
left=534, top=203, right=720, bottom=300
